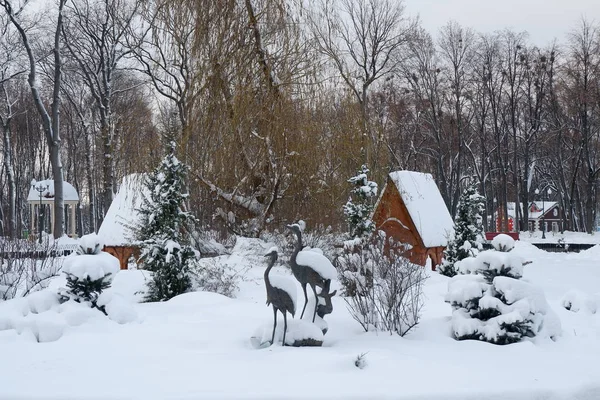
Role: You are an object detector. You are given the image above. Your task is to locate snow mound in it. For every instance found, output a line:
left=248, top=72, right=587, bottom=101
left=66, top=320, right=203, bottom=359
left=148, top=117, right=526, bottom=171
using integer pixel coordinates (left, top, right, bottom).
left=77, top=233, right=104, bottom=255
left=268, top=273, right=298, bottom=314
left=296, top=250, right=336, bottom=280
left=15, top=310, right=67, bottom=343
left=491, top=234, right=515, bottom=252
left=97, top=292, right=138, bottom=324
left=250, top=319, right=324, bottom=348
left=0, top=285, right=139, bottom=342
left=62, top=251, right=120, bottom=281
left=561, top=290, right=598, bottom=314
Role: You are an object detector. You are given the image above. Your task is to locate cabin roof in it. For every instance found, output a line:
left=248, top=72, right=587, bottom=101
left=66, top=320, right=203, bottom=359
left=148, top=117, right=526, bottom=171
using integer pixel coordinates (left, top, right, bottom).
left=386, top=171, right=454, bottom=248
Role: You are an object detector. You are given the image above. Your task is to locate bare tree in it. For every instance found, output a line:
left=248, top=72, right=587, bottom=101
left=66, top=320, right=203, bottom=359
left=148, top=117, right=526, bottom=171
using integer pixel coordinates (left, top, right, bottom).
left=1, top=0, right=68, bottom=238
left=61, top=0, right=141, bottom=223
left=0, top=14, right=26, bottom=238
left=310, top=0, right=413, bottom=166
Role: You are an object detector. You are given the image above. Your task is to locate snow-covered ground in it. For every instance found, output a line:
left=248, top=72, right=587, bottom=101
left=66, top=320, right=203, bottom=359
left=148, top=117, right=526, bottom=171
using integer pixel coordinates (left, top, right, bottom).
left=1, top=240, right=600, bottom=399
left=519, top=230, right=600, bottom=244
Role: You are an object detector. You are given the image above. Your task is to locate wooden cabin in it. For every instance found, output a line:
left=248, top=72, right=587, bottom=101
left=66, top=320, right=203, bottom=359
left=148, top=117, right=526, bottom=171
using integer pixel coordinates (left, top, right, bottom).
left=371, top=171, right=454, bottom=270
left=98, top=174, right=146, bottom=269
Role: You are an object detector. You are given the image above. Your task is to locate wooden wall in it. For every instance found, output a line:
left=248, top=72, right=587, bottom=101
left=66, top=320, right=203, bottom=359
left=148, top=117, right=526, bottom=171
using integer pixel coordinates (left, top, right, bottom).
left=103, top=245, right=140, bottom=270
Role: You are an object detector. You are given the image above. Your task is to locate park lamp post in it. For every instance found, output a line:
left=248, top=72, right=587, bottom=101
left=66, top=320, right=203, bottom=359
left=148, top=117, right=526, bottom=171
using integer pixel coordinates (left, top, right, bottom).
left=31, top=179, right=49, bottom=244
left=535, top=188, right=544, bottom=239
left=544, top=188, right=552, bottom=239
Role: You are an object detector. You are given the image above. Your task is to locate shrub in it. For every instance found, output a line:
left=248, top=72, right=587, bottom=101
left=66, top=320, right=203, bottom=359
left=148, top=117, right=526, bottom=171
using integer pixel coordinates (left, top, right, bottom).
left=59, top=234, right=119, bottom=314
left=338, top=232, right=427, bottom=336
left=0, top=238, right=62, bottom=301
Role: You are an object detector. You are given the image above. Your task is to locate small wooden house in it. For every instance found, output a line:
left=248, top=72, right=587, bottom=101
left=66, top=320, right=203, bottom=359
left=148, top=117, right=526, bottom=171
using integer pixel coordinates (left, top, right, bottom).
left=371, top=171, right=454, bottom=269
left=98, top=174, right=146, bottom=269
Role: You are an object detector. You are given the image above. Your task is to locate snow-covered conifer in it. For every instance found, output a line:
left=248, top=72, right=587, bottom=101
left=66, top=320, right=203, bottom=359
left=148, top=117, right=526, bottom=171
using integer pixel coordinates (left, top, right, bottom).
left=343, top=165, right=378, bottom=238
left=60, top=234, right=119, bottom=314
left=135, top=143, right=196, bottom=302
left=439, top=180, right=485, bottom=277
left=446, top=235, right=560, bottom=344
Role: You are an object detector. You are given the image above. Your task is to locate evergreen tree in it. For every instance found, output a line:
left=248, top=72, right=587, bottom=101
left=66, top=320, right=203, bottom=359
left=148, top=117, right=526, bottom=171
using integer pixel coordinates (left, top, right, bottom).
left=440, top=180, right=485, bottom=277
left=135, top=143, right=196, bottom=301
left=343, top=165, right=378, bottom=238
left=59, top=233, right=119, bottom=314
left=446, top=234, right=560, bottom=345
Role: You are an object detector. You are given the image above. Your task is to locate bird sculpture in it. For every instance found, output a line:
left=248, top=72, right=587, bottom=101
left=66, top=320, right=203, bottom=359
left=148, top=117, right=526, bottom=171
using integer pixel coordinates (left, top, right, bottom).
left=286, top=223, right=337, bottom=323
left=264, top=247, right=296, bottom=346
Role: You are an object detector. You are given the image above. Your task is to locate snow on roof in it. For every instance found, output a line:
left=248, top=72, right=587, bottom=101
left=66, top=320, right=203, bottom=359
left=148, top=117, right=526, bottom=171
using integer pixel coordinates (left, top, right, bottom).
left=27, top=179, right=79, bottom=202
left=388, top=171, right=454, bottom=248
left=497, top=202, right=558, bottom=220
left=530, top=201, right=558, bottom=220
left=98, top=174, right=147, bottom=246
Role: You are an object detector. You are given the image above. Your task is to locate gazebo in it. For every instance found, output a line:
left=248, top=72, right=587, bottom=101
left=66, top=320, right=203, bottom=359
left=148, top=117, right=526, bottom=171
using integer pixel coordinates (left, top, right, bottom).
left=27, top=179, right=80, bottom=238
left=98, top=174, right=145, bottom=269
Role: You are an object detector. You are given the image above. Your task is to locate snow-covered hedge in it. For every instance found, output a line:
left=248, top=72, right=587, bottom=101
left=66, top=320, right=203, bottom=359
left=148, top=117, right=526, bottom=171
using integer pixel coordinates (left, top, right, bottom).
left=446, top=237, right=560, bottom=344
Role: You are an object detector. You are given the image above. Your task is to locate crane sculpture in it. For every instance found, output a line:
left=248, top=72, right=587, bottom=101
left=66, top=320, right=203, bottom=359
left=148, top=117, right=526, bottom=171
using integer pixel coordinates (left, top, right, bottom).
left=286, top=224, right=337, bottom=323
left=264, top=248, right=296, bottom=346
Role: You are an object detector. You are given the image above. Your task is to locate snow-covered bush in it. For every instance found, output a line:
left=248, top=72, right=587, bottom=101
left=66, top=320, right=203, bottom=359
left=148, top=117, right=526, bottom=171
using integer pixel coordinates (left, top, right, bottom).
left=190, top=257, right=247, bottom=298
left=440, top=180, right=485, bottom=277
left=561, top=290, right=598, bottom=314
left=59, top=234, right=119, bottom=314
left=339, top=232, right=426, bottom=336
left=133, top=144, right=197, bottom=302
left=0, top=238, right=62, bottom=301
left=260, top=223, right=341, bottom=264
left=343, top=165, right=378, bottom=238
left=446, top=244, right=560, bottom=344
left=354, top=352, right=368, bottom=369
left=491, top=233, right=516, bottom=252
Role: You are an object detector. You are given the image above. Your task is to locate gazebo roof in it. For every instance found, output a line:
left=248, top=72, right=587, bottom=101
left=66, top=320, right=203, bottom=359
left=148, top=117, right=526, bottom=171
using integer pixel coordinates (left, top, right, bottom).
left=98, top=174, right=147, bottom=246
left=27, top=179, right=79, bottom=203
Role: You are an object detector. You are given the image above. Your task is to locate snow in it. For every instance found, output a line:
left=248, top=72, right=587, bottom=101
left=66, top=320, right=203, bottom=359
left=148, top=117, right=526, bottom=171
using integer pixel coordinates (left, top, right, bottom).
left=491, top=233, right=516, bottom=251
left=250, top=318, right=324, bottom=347
left=78, top=233, right=104, bottom=254
left=561, top=290, right=598, bottom=314
left=296, top=250, right=337, bottom=280
left=98, top=174, right=147, bottom=246
left=62, top=251, right=120, bottom=281
left=388, top=170, right=454, bottom=247
left=97, top=292, right=138, bottom=324
left=27, top=179, right=79, bottom=202
left=2, top=236, right=600, bottom=398
left=268, top=274, right=298, bottom=313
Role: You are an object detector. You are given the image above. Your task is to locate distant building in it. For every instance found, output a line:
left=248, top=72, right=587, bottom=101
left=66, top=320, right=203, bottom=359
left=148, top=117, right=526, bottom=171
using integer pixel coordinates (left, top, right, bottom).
left=494, top=201, right=563, bottom=233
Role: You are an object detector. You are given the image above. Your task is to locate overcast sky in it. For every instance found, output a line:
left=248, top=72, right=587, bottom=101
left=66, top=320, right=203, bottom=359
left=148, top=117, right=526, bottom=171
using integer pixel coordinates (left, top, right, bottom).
left=404, top=0, right=599, bottom=46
